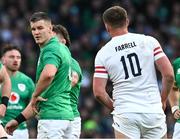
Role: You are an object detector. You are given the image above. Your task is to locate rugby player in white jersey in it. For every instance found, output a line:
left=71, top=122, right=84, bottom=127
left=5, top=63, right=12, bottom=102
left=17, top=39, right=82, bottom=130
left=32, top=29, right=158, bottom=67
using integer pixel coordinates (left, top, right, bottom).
left=93, top=6, right=174, bottom=139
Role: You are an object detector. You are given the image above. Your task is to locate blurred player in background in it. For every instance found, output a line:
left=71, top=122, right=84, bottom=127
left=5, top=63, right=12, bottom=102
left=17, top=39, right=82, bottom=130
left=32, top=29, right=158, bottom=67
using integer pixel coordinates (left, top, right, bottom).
left=53, top=24, right=82, bottom=138
left=0, top=45, right=34, bottom=139
left=93, top=6, right=174, bottom=138
left=0, top=61, right=11, bottom=138
left=169, top=57, right=180, bottom=139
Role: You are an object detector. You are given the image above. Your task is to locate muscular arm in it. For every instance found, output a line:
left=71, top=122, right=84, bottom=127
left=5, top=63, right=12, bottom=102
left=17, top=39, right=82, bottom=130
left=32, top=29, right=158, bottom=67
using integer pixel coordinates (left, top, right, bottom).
left=168, top=83, right=180, bottom=119
left=0, top=66, right=11, bottom=117
left=21, top=102, right=35, bottom=119
left=33, top=64, right=57, bottom=97
left=93, top=77, right=113, bottom=111
left=5, top=102, right=35, bottom=135
left=155, top=56, right=174, bottom=109
left=169, top=83, right=179, bottom=108
left=0, top=66, right=11, bottom=98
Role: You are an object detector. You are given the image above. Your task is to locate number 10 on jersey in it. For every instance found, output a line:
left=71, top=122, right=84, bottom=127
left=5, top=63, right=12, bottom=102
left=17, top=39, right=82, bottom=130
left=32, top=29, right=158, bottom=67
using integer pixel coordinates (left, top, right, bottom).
left=120, top=53, right=142, bottom=79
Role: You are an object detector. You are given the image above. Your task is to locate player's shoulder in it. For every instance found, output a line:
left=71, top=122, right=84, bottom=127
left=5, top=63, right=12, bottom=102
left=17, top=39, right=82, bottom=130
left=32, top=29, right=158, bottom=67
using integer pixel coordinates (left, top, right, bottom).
left=71, top=57, right=78, bottom=64
left=17, top=71, right=33, bottom=81
left=97, top=38, right=114, bottom=56
left=96, top=45, right=107, bottom=58
left=143, top=34, right=159, bottom=43
left=130, top=33, right=157, bottom=42
left=135, top=34, right=160, bottom=49
left=173, top=57, right=180, bottom=65
left=71, top=58, right=81, bottom=68
left=129, top=32, right=156, bottom=40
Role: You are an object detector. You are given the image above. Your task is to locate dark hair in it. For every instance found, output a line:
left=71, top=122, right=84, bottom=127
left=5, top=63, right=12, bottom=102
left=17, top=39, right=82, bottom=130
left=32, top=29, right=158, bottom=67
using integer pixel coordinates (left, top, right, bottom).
left=29, top=12, right=51, bottom=23
left=103, top=6, right=128, bottom=28
left=1, top=44, right=21, bottom=57
left=53, top=25, right=71, bottom=47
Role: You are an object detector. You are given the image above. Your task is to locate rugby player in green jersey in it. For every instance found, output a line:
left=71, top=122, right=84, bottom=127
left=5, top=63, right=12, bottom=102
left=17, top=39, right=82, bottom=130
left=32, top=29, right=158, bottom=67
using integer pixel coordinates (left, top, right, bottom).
left=169, top=57, right=180, bottom=138
left=1, top=45, right=35, bottom=138
left=5, top=12, right=73, bottom=139
left=53, top=24, right=82, bottom=138
left=0, top=62, right=11, bottom=138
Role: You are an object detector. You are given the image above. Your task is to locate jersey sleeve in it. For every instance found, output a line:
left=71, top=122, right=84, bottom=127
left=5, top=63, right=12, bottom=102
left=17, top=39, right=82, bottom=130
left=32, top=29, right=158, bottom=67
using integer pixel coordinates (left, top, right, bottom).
left=147, top=36, right=165, bottom=61
left=71, top=58, right=82, bottom=82
left=173, top=58, right=180, bottom=88
left=94, top=52, right=108, bottom=79
left=42, top=50, right=61, bottom=68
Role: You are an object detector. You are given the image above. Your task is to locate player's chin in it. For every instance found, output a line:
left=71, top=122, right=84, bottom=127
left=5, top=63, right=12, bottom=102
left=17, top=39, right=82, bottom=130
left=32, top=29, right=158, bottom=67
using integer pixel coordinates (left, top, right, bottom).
left=34, top=38, right=42, bottom=43
left=11, top=67, right=19, bottom=71
left=35, top=40, right=41, bottom=44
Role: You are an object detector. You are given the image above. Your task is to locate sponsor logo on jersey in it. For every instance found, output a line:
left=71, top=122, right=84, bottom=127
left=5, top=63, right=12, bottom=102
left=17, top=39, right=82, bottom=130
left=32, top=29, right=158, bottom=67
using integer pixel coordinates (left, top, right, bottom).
left=18, top=83, right=26, bottom=91
left=9, top=92, right=20, bottom=104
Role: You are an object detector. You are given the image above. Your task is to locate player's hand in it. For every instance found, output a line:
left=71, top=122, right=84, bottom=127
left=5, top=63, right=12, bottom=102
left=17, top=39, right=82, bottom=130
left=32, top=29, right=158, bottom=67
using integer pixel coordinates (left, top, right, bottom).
left=173, top=109, right=180, bottom=119
left=5, top=119, right=18, bottom=136
left=31, top=96, right=47, bottom=114
left=0, top=104, right=7, bottom=118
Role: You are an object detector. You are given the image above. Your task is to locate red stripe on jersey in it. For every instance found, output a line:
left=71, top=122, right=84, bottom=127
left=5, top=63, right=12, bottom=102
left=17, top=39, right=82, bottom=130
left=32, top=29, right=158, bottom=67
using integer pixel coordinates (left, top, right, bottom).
left=154, top=51, right=162, bottom=56
left=154, top=47, right=161, bottom=52
left=95, top=70, right=108, bottom=73
left=95, top=66, right=105, bottom=69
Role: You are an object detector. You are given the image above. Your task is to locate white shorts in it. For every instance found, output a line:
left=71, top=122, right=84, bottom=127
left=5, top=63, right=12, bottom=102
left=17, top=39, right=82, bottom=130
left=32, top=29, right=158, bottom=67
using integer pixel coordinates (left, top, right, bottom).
left=173, top=122, right=180, bottom=139
left=37, top=120, right=71, bottom=139
left=69, top=117, right=81, bottom=139
left=112, top=113, right=167, bottom=138
left=8, top=129, right=29, bottom=139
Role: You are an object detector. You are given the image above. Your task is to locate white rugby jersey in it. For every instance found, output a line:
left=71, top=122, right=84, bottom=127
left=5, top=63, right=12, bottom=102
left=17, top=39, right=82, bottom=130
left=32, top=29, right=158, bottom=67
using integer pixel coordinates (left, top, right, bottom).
left=94, top=33, right=165, bottom=114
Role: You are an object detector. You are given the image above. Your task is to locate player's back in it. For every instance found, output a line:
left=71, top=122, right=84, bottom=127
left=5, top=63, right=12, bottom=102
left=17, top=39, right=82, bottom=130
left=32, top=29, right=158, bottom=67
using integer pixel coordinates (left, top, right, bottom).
left=95, top=33, right=165, bottom=114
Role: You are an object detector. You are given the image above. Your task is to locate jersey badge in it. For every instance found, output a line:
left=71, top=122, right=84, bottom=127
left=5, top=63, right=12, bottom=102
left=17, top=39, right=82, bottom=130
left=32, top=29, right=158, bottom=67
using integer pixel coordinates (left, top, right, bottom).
left=18, top=83, right=26, bottom=92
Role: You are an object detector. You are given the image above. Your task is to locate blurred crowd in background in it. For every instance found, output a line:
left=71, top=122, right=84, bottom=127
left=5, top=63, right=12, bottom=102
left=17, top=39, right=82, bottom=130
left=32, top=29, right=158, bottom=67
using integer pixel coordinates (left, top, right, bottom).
left=0, top=0, right=179, bottom=138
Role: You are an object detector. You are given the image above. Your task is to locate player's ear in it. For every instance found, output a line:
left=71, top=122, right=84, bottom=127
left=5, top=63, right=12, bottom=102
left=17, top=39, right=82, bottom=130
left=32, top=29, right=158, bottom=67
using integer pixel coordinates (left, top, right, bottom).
left=61, top=38, right=66, bottom=45
left=49, top=24, right=53, bottom=31
left=105, top=23, right=110, bottom=33
left=126, top=19, right=129, bottom=26
left=1, top=56, right=5, bottom=65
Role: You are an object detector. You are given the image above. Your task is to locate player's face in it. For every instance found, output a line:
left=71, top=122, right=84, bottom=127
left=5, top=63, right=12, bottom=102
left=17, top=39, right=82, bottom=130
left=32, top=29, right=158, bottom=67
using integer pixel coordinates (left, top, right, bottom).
left=30, top=20, right=52, bottom=46
left=2, top=50, right=21, bottom=72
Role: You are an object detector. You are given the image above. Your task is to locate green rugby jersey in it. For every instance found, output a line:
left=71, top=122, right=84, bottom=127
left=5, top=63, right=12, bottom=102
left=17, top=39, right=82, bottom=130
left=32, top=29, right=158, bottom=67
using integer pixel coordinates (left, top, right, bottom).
left=70, top=58, right=82, bottom=117
left=0, top=62, right=2, bottom=70
left=0, top=71, right=34, bottom=129
left=173, top=58, right=180, bottom=88
left=173, top=58, right=180, bottom=123
left=36, top=37, right=73, bottom=120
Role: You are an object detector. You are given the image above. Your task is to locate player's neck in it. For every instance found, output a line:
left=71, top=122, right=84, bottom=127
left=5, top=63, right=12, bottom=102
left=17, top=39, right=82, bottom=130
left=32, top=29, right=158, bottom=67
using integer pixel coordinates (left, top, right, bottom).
left=7, top=69, right=18, bottom=77
left=110, top=28, right=128, bottom=37
left=39, top=34, right=55, bottom=48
